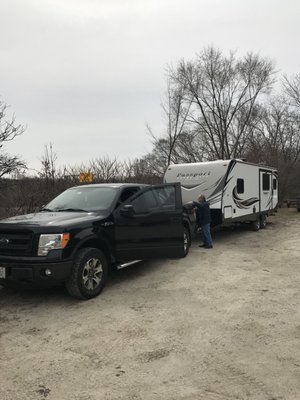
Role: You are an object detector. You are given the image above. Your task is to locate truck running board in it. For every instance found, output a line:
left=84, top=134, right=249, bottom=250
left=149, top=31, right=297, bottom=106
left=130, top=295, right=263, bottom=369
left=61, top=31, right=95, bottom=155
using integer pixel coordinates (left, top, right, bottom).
left=116, top=260, right=142, bottom=270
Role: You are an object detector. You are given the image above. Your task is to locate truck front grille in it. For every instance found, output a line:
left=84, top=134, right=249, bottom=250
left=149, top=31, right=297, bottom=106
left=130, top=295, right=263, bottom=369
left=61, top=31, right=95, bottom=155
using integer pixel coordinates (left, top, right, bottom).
left=0, top=230, right=34, bottom=256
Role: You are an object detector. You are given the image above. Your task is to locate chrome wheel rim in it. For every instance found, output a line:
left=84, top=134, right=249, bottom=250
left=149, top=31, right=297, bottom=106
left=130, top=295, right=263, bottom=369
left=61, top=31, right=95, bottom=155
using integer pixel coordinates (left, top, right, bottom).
left=82, top=257, right=103, bottom=290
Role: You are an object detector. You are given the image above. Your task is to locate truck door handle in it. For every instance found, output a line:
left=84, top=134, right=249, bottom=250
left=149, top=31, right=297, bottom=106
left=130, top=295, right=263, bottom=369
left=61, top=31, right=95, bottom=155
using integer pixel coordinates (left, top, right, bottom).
left=170, top=217, right=181, bottom=223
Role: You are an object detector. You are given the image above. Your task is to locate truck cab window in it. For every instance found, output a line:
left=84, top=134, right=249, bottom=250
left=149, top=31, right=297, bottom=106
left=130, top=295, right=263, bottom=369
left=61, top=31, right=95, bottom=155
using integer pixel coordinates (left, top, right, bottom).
left=131, top=190, right=158, bottom=214
left=130, top=186, right=177, bottom=214
left=158, top=186, right=176, bottom=209
left=116, top=187, right=140, bottom=207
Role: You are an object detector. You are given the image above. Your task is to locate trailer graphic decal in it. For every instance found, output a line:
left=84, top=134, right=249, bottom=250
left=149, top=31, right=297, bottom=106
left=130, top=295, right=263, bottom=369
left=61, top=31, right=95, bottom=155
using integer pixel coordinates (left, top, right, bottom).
left=207, top=175, right=227, bottom=205
left=233, top=187, right=259, bottom=209
left=181, top=182, right=207, bottom=190
left=181, top=175, right=226, bottom=206
left=266, top=193, right=273, bottom=209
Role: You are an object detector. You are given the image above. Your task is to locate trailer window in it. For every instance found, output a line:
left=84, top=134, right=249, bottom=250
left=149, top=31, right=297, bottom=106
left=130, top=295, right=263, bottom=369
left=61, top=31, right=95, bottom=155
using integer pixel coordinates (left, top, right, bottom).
left=273, top=179, right=277, bottom=190
left=237, top=179, right=244, bottom=194
left=263, top=174, right=270, bottom=191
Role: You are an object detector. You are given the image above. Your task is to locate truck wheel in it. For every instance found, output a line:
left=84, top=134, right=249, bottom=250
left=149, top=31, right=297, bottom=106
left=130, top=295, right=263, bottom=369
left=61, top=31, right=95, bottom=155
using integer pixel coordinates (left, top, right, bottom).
left=252, top=218, right=260, bottom=231
left=66, top=248, right=108, bottom=300
left=183, top=227, right=190, bottom=257
left=260, top=214, right=267, bottom=229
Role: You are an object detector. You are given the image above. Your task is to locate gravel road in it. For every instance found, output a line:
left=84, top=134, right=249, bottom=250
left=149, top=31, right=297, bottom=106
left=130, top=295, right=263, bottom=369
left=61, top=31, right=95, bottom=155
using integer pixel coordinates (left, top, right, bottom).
left=0, top=208, right=299, bottom=400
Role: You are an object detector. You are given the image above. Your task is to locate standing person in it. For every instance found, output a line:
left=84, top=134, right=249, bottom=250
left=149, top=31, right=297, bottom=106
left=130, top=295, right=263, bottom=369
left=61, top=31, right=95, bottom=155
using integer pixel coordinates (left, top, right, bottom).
left=193, top=195, right=213, bottom=249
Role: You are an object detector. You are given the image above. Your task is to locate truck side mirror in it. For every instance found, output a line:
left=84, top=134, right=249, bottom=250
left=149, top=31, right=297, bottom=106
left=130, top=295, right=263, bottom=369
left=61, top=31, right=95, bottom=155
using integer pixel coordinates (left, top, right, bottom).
left=120, top=204, right=135, bottom=217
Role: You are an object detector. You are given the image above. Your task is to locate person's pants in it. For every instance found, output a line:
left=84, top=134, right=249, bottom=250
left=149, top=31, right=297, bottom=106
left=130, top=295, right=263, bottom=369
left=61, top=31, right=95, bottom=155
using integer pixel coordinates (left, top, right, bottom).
left=201, top=224, right=213, bottom=247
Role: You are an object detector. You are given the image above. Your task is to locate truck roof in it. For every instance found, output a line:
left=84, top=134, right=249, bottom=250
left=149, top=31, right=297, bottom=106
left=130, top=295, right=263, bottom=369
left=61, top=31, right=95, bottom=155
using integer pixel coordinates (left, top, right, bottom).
left=70, top=183, right=149, bottom=189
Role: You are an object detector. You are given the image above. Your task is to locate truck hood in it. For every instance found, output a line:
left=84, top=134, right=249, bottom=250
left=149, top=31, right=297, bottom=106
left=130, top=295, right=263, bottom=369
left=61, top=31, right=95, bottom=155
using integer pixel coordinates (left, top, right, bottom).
left=0, top=211, right=106, bottom=227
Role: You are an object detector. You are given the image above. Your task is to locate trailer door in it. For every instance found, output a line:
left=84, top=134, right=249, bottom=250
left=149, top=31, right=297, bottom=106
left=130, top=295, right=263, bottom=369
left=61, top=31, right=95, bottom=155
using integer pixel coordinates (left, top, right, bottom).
left=259, top=170, right=273, bottom=212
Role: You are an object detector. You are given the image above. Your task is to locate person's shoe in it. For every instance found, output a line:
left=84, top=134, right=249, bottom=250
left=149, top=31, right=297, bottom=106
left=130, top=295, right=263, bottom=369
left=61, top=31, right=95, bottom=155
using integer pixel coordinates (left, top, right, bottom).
left=204, top=245, right=213, bottom=249
left=199, top=244, right=206, bottom=247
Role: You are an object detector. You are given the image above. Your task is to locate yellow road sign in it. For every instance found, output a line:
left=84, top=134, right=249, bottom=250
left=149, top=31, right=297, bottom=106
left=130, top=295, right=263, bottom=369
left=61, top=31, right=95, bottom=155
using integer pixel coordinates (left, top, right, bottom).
left=79, top=173, right=93, bottom=183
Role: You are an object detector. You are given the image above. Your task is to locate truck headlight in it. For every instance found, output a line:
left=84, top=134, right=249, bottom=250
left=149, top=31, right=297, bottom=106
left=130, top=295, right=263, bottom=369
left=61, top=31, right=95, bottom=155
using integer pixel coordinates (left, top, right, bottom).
left=38, top=233, right=70, bottom=256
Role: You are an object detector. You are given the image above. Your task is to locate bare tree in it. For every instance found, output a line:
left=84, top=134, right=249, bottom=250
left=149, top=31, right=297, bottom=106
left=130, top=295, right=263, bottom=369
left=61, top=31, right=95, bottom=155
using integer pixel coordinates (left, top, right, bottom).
left=147, top=77, right=193, bottom=168
left=127, top=155, right=163, bottom=184
left=89, top=156, right=121, bottom=182
left=166, top=131, right=205, bottom=163
left=149, top=130, right=204, bottom=169
left=0, top=100, right=26, bottom=178
left=246, top=100, right=300, bottom=199
left=60, top=164, right=85, bottom=185
left=171, top=46, right=275, bottom=160
left=39, top=143, right=58, bottom=186
left=283, top=74, right=300, bottom=108
left=37, top=144, right=75, bottom=206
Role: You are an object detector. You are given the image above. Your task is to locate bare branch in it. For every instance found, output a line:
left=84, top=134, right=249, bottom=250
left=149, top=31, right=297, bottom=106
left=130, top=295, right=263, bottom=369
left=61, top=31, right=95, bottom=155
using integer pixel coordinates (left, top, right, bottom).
left=0, top=100, right=26, bottom=178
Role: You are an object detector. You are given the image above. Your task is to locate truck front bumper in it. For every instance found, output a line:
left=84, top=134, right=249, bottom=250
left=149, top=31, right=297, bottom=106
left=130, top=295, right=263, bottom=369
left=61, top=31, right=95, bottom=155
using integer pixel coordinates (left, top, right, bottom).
left=0, top=259, right=73, bottom=287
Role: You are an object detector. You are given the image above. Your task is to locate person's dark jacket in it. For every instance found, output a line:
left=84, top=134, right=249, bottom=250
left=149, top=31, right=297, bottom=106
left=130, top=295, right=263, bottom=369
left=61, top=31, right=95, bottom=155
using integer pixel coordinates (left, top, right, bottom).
left=193, top=201, right=211, bottom=226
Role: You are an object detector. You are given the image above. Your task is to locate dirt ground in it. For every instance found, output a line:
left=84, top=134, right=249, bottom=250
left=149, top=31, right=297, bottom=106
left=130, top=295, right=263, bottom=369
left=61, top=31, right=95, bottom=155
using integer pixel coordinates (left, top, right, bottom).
left=0, top=208, right=300, bottom=400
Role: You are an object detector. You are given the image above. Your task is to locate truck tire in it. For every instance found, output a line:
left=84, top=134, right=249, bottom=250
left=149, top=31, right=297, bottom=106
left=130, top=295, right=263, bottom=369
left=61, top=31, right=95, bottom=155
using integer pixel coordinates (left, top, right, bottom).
left=183, top=227, right=190, bottom=257
left=260, top=214, right=267, bottom=229
left=66, top=247, right=108, bottom=300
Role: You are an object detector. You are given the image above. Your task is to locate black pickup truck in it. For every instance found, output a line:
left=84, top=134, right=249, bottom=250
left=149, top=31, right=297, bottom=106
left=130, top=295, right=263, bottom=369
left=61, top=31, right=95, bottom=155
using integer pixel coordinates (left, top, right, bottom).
left=0, top=183, right=195, bottom=299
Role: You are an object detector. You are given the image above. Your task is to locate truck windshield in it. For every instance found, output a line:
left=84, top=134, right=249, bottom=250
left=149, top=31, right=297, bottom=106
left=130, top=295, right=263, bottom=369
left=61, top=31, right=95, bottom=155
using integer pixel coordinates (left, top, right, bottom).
left=44, top=187, right=118, bottom=212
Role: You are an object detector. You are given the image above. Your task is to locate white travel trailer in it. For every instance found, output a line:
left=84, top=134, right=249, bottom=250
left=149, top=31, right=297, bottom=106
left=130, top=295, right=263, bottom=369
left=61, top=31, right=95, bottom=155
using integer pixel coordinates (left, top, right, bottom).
left=164, top=159, right=278, bottom=230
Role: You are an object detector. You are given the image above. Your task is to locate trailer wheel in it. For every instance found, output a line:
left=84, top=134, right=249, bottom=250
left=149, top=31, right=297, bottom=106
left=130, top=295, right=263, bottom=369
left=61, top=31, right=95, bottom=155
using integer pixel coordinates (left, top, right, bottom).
left=183, top=227, right=190, bottom=257
left=260, top=214, right=267, bottom=229
left=252, top=218, right=260, bottom=231
left=66, top=247, right=108, bottom=300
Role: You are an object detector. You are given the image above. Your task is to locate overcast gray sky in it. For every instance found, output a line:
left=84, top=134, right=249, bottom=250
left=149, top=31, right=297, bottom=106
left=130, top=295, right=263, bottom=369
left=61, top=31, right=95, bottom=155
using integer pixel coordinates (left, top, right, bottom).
left=1, top=0, right=300, bottom=172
